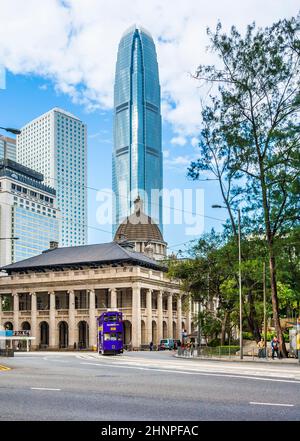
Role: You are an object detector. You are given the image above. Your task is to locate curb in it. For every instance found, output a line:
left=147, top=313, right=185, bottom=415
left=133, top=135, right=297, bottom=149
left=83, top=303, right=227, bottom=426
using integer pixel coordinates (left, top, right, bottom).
left=174, top=354, right=300, bottom=366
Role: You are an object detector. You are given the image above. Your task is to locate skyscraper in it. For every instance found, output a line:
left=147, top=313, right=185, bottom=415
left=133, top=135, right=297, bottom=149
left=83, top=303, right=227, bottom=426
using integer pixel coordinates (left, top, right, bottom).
left=0, top=158, right=59, bottom=266
left=112, top=25, right=162, bottom=234
left=16, top=108, right=87, bottom=247
left=0, top=135, right=16, bottom=161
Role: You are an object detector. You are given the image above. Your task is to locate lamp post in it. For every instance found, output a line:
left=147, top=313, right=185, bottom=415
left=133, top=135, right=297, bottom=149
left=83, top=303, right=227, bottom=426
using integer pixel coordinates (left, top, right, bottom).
left=0, top=127, right=21, bottom=135
left=212, top=204, right=243, bottom=359
left=0, top=237, right=19, bottom=240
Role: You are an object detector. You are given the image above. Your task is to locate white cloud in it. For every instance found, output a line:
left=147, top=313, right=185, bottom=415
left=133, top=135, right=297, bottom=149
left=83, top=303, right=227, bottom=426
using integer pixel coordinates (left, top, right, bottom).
left=164, top=154, right=196, bottom=171
left=191, top=137, right=199, bottom=148
left=0, top=0, right=299, bottom=143
left=171, top=136, right=187, bottom=146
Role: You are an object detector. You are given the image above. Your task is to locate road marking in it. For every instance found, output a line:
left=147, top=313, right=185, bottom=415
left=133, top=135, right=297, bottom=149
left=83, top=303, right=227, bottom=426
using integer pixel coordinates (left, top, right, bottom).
left=80, top=362, right=300, bottom=384
left=0, top=365, right=10, bottom=371
left=31, top=387, right=61, bottom=391
left=250, top=402, right=294, bottom=407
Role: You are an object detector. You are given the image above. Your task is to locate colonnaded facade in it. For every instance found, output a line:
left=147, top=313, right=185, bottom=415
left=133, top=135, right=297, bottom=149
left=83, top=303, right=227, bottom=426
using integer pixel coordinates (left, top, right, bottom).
left=0, top=241, right=192, bottom=350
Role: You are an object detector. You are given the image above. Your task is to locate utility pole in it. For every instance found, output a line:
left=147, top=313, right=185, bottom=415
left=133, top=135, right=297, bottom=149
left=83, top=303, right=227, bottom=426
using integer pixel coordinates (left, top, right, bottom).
left=197, top=299, right=201, bottom=356
left=238, top=208, right=243, bottom=359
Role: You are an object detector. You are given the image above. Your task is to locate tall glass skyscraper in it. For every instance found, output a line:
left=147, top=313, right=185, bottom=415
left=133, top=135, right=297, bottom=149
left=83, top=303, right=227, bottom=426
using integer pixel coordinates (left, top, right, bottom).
left=112, top=25, right=162, bottom=234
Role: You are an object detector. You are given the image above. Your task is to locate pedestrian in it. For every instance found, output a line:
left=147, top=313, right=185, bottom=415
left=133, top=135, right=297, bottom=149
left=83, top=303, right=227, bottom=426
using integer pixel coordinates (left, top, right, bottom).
left=186, top=341, right=191, bottom=357
left=257, top=338, right=265, bottom=358
left=190, top=341, right=195, bottom=357
left=149, top=341, right=153, bottom=351
left=271, top=335, right=281, bottom=359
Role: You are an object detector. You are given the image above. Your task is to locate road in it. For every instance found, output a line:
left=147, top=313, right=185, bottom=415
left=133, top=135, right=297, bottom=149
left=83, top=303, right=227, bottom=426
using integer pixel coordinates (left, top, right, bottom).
left=0, top=351, right=300, bottom=421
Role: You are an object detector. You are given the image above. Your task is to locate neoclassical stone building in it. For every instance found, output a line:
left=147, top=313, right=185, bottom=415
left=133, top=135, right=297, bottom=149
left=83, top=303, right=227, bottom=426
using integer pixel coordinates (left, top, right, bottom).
left=0, top=241, right=191, bottom=350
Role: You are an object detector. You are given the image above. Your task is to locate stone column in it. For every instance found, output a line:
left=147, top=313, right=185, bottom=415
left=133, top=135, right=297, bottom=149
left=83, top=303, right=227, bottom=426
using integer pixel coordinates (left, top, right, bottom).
left=110, top=288, right=117, bottom=309
left=186, top=296, right=192, bottom=334
left=146, top=288, right=152, bottom=344
left=68, top=290, right=76, bottom=349
left=49, top=291, right=56, bottom=348
left=89, top=289, right=97, bottom=348
left=157, top=291, right=163, bottom=344
left=177, top=294, right=182, bottom=340
left=167, top=292, right=173, bottom=338
left=13, top=291, right=19, bottom=330
left=131, top=284, right=141, bottom=349
left=30, top=292, right=37, bottom=349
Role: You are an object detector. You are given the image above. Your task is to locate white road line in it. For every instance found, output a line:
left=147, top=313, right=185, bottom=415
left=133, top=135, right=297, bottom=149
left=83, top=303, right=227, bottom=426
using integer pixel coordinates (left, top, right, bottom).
left=250, top=402, right=294, bottom=407
left=80, top=362, right=300, bottom=384
left=31, top=387, right=61, bottom=391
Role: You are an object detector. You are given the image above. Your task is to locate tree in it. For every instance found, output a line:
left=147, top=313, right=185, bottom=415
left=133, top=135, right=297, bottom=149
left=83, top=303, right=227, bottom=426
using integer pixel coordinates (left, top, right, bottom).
left=189, top=16, right=300, bottom=356
left=168, top=230, right=267, bottom=344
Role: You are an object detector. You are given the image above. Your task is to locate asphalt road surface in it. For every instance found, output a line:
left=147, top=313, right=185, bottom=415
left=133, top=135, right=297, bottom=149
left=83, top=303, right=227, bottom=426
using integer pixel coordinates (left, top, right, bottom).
left=0, top=351, right=300, bottom=421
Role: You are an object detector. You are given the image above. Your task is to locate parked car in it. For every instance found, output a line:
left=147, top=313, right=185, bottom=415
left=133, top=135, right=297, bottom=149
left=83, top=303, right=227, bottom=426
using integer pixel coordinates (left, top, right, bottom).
left=158, top=338, right=175, bottom=350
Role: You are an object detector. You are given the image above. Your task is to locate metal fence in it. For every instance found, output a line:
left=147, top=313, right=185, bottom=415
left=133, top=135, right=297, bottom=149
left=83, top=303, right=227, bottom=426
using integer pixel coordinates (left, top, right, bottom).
left=178, top=345, right=243, bottom=359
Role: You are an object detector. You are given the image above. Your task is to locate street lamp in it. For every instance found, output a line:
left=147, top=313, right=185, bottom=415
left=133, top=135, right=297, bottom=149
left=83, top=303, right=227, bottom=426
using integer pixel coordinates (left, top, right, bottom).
left=0, top=127, right=21, bottom=135
left=212, top=204, right=243, bottom=360
left=0, top=237, right=19, bottom=240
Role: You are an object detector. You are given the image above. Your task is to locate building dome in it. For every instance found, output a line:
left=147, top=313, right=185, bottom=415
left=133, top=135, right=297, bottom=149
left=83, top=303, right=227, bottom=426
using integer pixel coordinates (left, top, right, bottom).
left=114, top=197, right=166, bottom=260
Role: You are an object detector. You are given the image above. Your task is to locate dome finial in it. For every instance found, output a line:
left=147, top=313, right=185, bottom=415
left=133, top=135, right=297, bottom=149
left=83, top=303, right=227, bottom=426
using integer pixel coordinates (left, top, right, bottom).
left=134, top=195, right=143, bottom=216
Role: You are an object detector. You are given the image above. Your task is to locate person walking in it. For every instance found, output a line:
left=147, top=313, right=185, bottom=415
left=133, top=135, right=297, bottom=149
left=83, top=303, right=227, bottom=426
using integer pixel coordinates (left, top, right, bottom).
left=257, top=338, right=265, bottom=358
left=190, top=341, right=195, bottom=357
left=149, top=341, right=153, bottom=351
left=271, top=335, right=281, bottom=359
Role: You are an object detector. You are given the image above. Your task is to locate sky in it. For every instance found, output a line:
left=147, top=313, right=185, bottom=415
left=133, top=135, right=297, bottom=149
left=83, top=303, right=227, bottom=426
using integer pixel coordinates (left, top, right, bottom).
left=0, top=0, right=299, bottom=254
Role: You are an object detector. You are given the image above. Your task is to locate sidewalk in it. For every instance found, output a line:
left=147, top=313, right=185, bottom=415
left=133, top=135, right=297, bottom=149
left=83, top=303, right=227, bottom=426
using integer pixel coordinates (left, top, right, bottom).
left=175, top=353, right=300, bottom=366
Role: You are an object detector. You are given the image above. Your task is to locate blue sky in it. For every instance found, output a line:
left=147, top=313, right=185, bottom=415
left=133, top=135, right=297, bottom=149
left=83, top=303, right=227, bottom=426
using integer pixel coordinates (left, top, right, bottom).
left=0, top=71, right=224, bottom=252
left=0, top=0, right=298, bottom=253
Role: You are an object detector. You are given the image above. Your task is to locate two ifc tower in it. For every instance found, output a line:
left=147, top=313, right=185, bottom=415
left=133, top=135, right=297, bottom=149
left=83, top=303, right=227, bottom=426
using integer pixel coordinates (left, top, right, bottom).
left=112, top=25, right=165, bottom=259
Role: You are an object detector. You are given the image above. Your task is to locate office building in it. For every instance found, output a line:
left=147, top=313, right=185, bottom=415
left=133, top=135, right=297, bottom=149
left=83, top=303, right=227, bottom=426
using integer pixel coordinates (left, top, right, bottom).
left=0, top=159, right=59, bottom=266
left=0, top=135, right=16, bottom=161
left=113, top=25, right=163, bottom=235
left=16, top=108, right=87, bottom=247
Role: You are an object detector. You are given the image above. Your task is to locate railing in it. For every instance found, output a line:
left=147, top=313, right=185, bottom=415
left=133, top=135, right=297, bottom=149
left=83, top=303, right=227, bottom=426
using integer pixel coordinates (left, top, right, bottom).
left=2, top=311, right=13, bottom=316
left=76, top=309, right=89, bottom=315
left=57, top=310, right=69, bottom=316
left=177, top=345, right=241, bottom=359
left=38, top=310, right=50, bottom=316
left=20, top=311, right=31, bottom=316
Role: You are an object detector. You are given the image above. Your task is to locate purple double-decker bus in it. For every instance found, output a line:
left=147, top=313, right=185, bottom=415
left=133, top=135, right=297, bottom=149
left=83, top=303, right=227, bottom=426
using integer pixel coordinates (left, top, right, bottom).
left=97, top=311, right=124, bottom=355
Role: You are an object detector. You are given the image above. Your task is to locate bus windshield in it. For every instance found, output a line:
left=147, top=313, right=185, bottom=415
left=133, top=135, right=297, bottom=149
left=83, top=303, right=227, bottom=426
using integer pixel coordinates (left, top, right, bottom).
left=104, top=333, right=122, bottom=341
left=103, top=315, right=118, bottom=322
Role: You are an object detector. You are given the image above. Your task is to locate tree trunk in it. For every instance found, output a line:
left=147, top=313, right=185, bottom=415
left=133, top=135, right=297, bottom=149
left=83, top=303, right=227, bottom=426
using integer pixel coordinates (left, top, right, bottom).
left=220, top=310, right=229, bottom=345
left=258, top=155, right=287, bottom=357
left=269, top=251, right=288, bottom=357
left=247, top=289, right=261, bottom=343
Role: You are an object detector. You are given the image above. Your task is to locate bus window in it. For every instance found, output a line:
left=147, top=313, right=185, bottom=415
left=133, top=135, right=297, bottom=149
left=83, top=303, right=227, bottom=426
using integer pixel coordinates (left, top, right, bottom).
left=117, top=333, right=122, bottom=341
left=110, top=334, right=117, bottom=341
left=104, top=333, right=111, bottom=341
left=103, top=315, right=118, bottom=322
